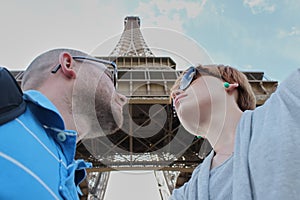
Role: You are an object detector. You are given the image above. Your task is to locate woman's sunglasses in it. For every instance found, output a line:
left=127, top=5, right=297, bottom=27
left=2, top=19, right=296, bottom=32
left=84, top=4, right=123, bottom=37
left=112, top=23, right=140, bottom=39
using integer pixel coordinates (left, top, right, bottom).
left=179, top=66, right=221, bottom=91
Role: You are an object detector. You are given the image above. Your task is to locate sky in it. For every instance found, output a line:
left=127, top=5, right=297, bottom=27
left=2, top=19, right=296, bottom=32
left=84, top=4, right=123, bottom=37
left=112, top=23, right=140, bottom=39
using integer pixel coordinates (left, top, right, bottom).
left=1, top=0, right=300, bottom=82
left=104, top=171, right=162, bottom=200
left=1, top=0, right=299, bottom=199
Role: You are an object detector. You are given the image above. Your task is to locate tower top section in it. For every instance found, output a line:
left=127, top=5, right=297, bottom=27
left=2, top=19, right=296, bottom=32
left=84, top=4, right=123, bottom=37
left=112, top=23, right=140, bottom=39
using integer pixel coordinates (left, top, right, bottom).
left=124, top=16, right=141, bottom=28
left=109, top=16, right=154, bottom=57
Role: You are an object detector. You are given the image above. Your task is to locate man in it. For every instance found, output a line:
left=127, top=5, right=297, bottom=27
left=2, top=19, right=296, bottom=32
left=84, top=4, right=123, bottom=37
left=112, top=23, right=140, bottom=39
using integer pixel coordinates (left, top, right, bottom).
left=0, top=48, right=127, bottom=199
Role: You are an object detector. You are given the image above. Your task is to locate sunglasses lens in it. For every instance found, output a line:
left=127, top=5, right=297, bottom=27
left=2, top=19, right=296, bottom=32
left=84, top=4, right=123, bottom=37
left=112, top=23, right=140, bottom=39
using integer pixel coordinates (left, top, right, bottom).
left=180, top=67, right=196, bottom=90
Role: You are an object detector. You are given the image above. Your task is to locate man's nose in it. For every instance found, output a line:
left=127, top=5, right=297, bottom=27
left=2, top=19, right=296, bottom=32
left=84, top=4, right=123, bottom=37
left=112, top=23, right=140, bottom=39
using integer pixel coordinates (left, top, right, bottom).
left=116, top=93, right=128, bottom=106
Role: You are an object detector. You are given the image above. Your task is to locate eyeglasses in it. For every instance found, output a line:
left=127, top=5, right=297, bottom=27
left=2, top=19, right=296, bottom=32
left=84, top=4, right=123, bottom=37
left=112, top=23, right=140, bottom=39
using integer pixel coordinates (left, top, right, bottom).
left=51, top=56, right=118, bottom=88
left=179, top=66, right=220, bottom=90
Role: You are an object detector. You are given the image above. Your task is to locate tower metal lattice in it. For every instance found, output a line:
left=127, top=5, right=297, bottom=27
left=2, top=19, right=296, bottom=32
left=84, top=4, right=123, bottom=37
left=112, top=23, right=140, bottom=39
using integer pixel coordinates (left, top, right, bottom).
left=110, top=16, right=154, bottom=57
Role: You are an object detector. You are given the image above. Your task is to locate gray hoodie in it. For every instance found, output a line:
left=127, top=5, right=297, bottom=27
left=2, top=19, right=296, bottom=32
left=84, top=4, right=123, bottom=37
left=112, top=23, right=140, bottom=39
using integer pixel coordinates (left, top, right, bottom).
left=171, top=69, right=300, bottom=200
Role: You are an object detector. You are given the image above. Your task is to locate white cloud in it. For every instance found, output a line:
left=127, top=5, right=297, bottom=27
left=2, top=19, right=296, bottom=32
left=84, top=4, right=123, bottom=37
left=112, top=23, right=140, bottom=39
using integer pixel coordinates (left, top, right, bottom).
left=289, top=27, right=300, bottom=36
left=243, top=0, right=276, bottom=14
left=244, top=0, right=264, bottom=7
left=278, top=27, right=300, bottom=38
left=134, top=0, right=207, bottom=31
left=152, top=0, right=205, bottom=18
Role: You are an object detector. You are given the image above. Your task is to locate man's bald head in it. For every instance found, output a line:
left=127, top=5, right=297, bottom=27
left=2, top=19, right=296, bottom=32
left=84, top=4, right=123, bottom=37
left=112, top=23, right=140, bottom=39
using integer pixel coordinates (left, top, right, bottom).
left=21, top=48, right=88, bottom=90
left=20, top=47, right=127, bottom=141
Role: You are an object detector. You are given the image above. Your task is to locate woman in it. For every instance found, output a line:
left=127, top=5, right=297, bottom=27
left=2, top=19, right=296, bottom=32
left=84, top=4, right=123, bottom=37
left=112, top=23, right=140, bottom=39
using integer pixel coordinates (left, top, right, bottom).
left=170, top=65, right=300, bottom=200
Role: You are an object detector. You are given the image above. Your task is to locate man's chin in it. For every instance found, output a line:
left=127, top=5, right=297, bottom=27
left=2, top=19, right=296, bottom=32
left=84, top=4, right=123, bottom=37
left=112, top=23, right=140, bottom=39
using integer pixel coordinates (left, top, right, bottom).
left=112, top=111, right=124, bottom=131
left=108, top=126, right=120, bottom=135
left=99, top=114, right=123, bottom=135
left=107, top=117, right=124, bottom=135
left=77, top=117, right=123, bottom=139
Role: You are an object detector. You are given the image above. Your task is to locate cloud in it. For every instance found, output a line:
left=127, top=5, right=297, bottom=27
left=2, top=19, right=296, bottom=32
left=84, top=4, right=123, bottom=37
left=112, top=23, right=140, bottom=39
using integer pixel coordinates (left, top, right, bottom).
left=243, top=0, right=276, bottom=14
left=134, top=0, right=207, bottom=32
left=152, top=0, right=206, bottom=18
left=278, top=27, right=300, bottom=38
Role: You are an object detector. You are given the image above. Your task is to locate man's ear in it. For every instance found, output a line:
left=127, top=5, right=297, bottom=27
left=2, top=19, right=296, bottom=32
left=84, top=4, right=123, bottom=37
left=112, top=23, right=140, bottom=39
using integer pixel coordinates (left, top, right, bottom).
left=59, top=52, right=76, bottom=79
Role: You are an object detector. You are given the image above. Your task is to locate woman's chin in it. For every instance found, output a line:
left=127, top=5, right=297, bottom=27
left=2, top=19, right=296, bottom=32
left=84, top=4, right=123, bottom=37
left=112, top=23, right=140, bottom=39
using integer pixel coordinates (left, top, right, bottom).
left=180, top=120, right=203, bottom=136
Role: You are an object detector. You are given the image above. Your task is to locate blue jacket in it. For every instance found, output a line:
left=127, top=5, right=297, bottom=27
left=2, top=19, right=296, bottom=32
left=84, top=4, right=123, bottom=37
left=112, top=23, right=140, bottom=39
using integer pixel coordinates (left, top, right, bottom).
left=0, top=90, right=92, bottom=200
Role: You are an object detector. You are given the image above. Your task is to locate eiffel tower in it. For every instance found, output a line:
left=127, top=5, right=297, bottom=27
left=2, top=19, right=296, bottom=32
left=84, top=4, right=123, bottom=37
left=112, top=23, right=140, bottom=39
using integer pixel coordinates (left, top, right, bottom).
left=74, top=16, right=278, bottom=200
left=10, top=16, right=278, bottom=200
left=76, top=16, right=193, bottom=199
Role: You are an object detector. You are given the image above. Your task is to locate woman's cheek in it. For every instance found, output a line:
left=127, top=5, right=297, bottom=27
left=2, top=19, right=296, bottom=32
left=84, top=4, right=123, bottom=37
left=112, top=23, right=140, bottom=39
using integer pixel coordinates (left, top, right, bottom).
left=177, top=104, right=201, bottom=135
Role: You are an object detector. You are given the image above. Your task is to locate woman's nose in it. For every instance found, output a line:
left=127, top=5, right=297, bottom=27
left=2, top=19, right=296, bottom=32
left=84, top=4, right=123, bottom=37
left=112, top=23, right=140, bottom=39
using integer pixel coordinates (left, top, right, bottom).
left=171, top=89, right=183, bottom=99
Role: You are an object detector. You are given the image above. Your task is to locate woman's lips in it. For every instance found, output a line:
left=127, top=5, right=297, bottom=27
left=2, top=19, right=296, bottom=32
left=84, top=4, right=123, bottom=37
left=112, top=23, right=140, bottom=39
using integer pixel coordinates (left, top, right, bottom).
left=174, top=94, right=187, bottom=106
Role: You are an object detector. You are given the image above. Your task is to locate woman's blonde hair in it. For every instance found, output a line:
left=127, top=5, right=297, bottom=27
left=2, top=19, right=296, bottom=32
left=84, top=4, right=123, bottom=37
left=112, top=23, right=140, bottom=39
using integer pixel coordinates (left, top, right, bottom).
left=171, top=64, right=256, bottom=111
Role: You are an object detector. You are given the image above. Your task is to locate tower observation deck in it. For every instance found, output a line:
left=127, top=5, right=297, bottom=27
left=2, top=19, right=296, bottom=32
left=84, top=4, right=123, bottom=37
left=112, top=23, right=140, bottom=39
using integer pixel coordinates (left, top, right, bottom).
left=10, top=16, right=278, bottom=200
